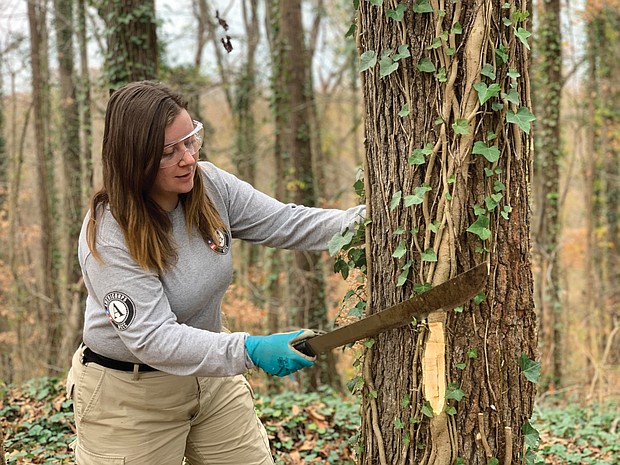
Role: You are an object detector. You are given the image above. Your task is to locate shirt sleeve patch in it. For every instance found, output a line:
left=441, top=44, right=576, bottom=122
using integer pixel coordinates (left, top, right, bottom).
left=103, top=291, right=136, bottom=331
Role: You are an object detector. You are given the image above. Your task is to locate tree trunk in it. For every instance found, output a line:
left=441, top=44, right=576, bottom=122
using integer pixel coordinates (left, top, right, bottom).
left=28, top=0, right=58, bottom=374
left=77, top=0, right=94, bottom=210
left=532, top=0, right=563, bottom=389
left=54, top=0, right=85, bottom=368
left=95, top=0, right=159, bottom=90
left=357, top=2, right=537, bottom=463
left=599, top=8, right=620, bottom=366
left=279, top=0, right=339, bottom=390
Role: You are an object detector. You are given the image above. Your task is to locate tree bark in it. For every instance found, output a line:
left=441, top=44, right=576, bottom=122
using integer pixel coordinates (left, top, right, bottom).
left=357, top=1, right=537, bottom=463
left=278, top=0, right=339, bottom=390
left=28, top=0, right=58, bottom=373
left=94, top=0, right=159, bottom=90
left=532, top=0, right=563, bottom=388
left=54, top=0, right=85, bottom=368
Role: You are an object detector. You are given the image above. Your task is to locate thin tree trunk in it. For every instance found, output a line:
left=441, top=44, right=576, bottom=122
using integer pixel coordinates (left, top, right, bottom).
left=77, top=0, right=93, bottom=210
left=54, top=0, right=84, bottom=367
left=532, top=0, right=563, bottom=389
left=28, top=0, right=58, bottom=373
left=280, top=0, right=339, bottom=390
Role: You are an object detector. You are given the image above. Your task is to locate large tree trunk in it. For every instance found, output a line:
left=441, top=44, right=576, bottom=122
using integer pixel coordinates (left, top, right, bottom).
left=357, top=2, right=537, bottom=464
left=95, top=0, right=159, bottom=90
left=532, top=0, right=563, bottom=388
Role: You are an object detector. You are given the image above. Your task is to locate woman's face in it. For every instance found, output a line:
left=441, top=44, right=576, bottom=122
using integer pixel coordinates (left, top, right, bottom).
left=149, top=110, right=199, bottom=211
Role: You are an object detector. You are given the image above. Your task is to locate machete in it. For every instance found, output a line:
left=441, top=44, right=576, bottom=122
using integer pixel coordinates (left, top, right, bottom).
left=293, top=263, right=488, bottom=357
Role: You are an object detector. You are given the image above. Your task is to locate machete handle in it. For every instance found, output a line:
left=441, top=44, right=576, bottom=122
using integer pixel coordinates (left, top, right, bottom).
left=292, top=339, right=317, bottom=358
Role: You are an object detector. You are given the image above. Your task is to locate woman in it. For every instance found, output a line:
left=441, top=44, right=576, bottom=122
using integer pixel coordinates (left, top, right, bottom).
left=66, top=80, right=365, bottom=464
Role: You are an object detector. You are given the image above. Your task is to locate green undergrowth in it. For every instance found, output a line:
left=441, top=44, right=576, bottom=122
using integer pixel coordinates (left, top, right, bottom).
left=530, top=395, right=620, bottom=465
left=1, top=377, right=619, bottom=464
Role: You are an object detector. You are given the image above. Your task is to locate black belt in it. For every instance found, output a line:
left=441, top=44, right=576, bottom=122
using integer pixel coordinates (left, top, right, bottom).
left=82, top=346, right=158, bottom=372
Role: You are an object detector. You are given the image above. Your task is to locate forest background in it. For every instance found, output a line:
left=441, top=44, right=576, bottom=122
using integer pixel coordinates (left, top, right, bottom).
left=0, top=0, right=619, bottom=464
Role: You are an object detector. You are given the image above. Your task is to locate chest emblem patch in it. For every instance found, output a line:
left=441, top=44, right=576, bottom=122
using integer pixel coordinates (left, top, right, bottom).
left=207, top=229, right=231, bottom=255
left=103, top=291, right=136, bottom=331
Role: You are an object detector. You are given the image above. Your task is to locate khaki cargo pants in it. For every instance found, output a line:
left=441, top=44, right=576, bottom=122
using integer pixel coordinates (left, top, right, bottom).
left=66, top=346, right=274, bottom=464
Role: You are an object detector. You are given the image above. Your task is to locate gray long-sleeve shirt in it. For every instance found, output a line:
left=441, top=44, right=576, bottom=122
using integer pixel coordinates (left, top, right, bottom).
left=79, top=162, right=364, bottom=377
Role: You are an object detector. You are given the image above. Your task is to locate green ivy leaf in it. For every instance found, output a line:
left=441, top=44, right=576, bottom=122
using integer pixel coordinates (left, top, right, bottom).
left=404, top=185, right=432, bottom=206
left=473, top=292, right=486, bottom=305
left=421, top=248, right=437, bottom=262
left=414, top=282, right=432, bottom=294
left=427, top=38, right=442, bottom=50
left=472, top=141, right=500, bottom=162
left=507, top=107, right=536, bottom=134
left=452, top=119, right=470, bottom=135
left=496, top=44, right=509, bottom=64
left=399, top=103, right=411, bottom=117
left=436, top=67, right=447, bottom=83
left=485, top=193, right=503, bottom=211
left=456, top=362, right=466, bottom=370
left=334, top=258, right=349, bottom=279
left=446, top=406, right=457, bottom=415
left=522, top=421, right=541, bottom=449
left=360, top=50, right=377, bottom=72
left=505, top=89, right=520, bottom=105
left=481, top=64, right=496, bottom=80
left=409, top=143, right=433, bottom=165
left=412, top=0, right=433, bottom=13
left=397, top=262, right=412, bottom=287
left=394, top=417, right=405, bottom=429
left=467, top=215, right=491, bottom=241
left=417, top=57, right=436, bottom=73
left=446, top=385, right=466, bottom=401
left=488, top=459, right=500, bottom=465
left=421, top=401, right=434, bottom=417
left=474, top=82, right=501, bottom=105
left=501, top=204, right=512, bottom=220
left=494, top=180, right=506, bottom=192
left=393, top=240, right=408, bottom=259
left=451, top=22, right=462, bottom=34
left=390, top=190, right=402, bottom=210
left=393, top=44, right=411, bottom=61
left=515, top=27, right=532, bottom=50
left=519, top=353, right=541, bottom=383
left=380, top=56, right=399, bottom=77
left=408, top=151, right=425, bottom=165
left=484, top=167, right=495, bottom=177
left=328, top=230, right=354, bottom=256
left=508, top=68, right=521, bottom=79
left=467, top=348, right=478, bottom=359
left=368, top=0, right=383, bottom=5
left=386, top=3, right=407, bottom=21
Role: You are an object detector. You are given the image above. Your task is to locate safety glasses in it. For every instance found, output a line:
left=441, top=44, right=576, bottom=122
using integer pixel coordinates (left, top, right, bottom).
left=159, top=120, right=204, bottom=169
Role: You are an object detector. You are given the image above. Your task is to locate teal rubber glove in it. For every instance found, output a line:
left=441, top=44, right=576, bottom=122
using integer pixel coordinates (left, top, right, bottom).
left=245, top=330, right=316, bottom=377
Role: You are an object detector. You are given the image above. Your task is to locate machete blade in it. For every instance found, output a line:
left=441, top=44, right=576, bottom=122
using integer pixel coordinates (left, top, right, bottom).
left=294, top=263, right=488, bottom=357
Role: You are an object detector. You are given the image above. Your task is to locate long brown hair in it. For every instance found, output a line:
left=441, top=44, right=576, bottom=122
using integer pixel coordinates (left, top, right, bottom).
left=87, top=81, right=225, bottom=272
